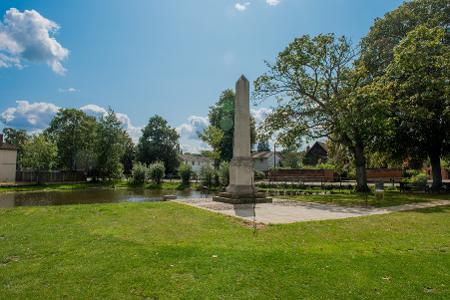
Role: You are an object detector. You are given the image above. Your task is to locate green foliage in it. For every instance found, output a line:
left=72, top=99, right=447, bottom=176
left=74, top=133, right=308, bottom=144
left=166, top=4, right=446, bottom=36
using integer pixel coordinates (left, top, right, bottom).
left=21, top=134, right=57, bottom=172
left=148, top=161, right=165, bottom=184
left=316, top=162, right=336, bottom=171
left=96, top=109, right=126, bottom=180
left=405, top=173, right=428, bottom=188
left=45, top=108, right=97, bottom=171
left=121, top=133, right=135, bottom=175
left=281, top=147, right=302, bottom=169
left=254, top=33, right=389, bottom=191
left=217, top=161, right=230, bottom=186
left=199, top=164, right=215, bottom=187
left=131, top=162, right=148, bottom=184
left=361, top=0, right=450, bottom=76
left=137, top=115, right=180, bottom=174
left=382, top=25, right=450, bottom=188
left=254, top=170, right=266, bottom=180
left=256, top=139, right=271, bottom=152
left=2, top=127, right=29, bottom=168
left=200, top=89, right=256, bottom=164
left=178, top=163, right=192, bottom=185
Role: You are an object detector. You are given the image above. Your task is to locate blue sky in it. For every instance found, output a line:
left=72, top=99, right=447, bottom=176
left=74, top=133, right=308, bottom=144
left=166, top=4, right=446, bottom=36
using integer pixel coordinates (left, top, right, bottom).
left=0, top=0, right=403, bottom=152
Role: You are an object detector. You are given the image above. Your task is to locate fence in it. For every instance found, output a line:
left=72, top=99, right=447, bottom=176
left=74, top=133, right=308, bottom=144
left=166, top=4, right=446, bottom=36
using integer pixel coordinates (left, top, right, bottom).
left=268, top=169, right=336, bottom=182
left=366, top=168, right=403, bottom=183
left=16, top=170, right=87, bottom=183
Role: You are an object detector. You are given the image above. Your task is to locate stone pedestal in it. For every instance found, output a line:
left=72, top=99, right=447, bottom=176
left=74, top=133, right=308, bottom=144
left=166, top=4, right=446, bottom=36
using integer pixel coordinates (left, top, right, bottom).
left=213, top=75, right=272, bottom=204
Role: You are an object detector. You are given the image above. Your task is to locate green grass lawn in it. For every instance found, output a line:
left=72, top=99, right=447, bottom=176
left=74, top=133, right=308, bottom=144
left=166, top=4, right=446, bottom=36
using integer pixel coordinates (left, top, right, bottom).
left=280, top=191, right=450, bottom=207
left=0, top=202, right=449, bottom=299
left=0, top=180, right=200, bottom=193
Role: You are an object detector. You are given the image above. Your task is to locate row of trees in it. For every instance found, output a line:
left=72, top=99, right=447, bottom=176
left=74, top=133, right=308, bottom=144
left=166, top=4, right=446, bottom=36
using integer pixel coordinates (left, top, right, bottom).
left=253, top=0, right=449, bottom=191
left=2, top=110, right=181, bottom=180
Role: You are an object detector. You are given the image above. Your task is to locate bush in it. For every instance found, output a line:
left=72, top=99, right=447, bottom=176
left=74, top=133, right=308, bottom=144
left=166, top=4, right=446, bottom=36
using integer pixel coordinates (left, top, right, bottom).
left=199, top=164, right=215, bottom=187
left=178, top=163, right=192, bottom=185
left=407, top=173, right=428, bottom=187
left=148, top=161, right=165, bottom=184
left=254, top=171, right=265, bottom=180
left=131, top=162, right=148, bottom=184
left=218, top=161, right=230, bottom=187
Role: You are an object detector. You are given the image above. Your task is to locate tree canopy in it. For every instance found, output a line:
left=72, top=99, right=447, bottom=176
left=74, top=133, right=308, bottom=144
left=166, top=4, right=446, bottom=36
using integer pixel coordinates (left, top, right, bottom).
left=137, top=115, right=180, bottom=174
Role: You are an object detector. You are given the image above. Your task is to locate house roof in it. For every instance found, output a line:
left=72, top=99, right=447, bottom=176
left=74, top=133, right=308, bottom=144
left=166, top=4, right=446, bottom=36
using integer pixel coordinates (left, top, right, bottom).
left=252, top=151, right=274, bottom=159
left=0, top=143, right=18, bottom=151
left=305, top=141, right=328, bottom=156
left=180, top=154, right=212, bottom=163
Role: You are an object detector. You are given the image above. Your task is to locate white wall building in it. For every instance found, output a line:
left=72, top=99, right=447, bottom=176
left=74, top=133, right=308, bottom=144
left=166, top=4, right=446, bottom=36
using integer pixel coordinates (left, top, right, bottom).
left=252, top=151, right=282, bottom=172
left=180, top=154, right=213, bottom=174
left=0, top=134, right=18, bottom=183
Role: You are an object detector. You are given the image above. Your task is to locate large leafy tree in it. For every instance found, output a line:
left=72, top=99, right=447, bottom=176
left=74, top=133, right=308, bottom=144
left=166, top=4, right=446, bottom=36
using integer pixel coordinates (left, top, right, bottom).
left=382, top=25, right=450, bottom=189
left=199, top=90, right=256, bottom=164
left=137, top=115, right=180, bottom=174
left=95, top=109, right=127, bottom=179
left=2, top=128, right=28, bottom=169
left=45, top=109, right=97, bottom=171
left=254, top=34, right=389, bottom=191
left=361, top=0, right=449, bottom=77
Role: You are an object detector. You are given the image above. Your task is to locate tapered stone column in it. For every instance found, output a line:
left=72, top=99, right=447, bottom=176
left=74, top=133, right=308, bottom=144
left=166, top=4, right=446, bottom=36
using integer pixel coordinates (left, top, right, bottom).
left=213, top=75, right=272, bottom=204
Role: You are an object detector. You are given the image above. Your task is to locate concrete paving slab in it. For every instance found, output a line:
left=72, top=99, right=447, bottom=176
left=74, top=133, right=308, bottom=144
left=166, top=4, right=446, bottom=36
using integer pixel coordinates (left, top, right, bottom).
left=175, top=198, right=450, bottom=224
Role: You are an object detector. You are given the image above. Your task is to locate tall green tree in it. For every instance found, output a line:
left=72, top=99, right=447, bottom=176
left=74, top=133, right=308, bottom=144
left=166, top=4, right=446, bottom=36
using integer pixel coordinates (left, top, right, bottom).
left=121, top=133, right=135, bottom=175
left=361, top=0, right=449, bottom=77
left=256, top=139, right=271, bottom=152
left=96, top=109, right=127, bottom=179
left=382, top=25, right=450, bottom=189
left=21, top=134, right=57, bottom=183
left=137, top=115, right=180, bottom=174
left=254, top=34, right=389, bottom=191
left=2, top=128, right=28, bottom=169
left=45, top=109, right=97, bottom=171
left=199, top=89, right=256, bottom=164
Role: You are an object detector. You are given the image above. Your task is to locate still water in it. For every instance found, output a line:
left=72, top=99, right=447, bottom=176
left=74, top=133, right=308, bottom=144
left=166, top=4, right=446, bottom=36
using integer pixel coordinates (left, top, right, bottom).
left=0, top=188, right=210, bottom=208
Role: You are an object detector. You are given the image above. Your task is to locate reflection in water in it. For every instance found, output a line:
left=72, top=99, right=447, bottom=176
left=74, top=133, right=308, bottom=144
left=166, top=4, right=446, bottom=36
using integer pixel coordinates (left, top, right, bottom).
left=0, top=188, right=210, bottom=208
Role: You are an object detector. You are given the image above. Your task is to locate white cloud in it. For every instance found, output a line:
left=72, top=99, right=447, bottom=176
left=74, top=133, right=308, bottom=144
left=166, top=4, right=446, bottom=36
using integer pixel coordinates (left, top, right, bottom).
left=266, top=0, right=281, bottom=6
left=58, top=87, right=77, bottom=93
left=235, top=2, right=251, bottom=11
left=176, top=115, right=210, bottom=153
left=0, top=8, right=69, bottom=74
left=251, top=107, right=272, bottom=125
left=80, top=104, right=142, bottom=143
left=0, top=100, right=59, bottom=131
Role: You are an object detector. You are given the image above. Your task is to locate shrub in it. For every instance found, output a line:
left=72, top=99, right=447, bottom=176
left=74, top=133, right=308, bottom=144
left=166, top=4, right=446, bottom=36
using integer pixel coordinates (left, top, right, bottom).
left=149, top=161, right=165, bottom=184
left=218, top=161, right=230, bottom=187
left=178, top=163, right=192, bottom=185
left=199, top=164, right=215, bottom=187
left=408, top=173, right=428, bottom=187
left=131, top=162, right=148, bottom=184
left=254, top=170, right=265, bottom=180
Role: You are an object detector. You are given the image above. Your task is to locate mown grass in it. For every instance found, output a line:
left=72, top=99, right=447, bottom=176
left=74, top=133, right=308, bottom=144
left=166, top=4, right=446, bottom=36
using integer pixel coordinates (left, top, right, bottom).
left=0, top=202, right=449, bottom=299
left=0, top=180, right=200, bottom=193
left=280, top=191, right=450, bottom=207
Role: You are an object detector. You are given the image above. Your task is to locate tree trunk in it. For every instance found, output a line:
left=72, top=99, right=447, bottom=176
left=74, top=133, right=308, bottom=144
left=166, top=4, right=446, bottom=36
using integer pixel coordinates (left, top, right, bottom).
left=354, top=144, right=369, bottom=192
left=429, top=153, right=442, bottom=191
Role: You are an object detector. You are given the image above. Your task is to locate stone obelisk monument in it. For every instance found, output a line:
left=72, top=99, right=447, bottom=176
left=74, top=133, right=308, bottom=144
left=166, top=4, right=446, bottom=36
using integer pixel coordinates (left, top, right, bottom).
left=213, top=75, right=272, bottom=204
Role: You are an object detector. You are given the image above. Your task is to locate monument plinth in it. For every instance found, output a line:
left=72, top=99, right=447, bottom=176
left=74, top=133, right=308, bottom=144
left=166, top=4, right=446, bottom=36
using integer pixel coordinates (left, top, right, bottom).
left=213, top=75, right=272, bottom=204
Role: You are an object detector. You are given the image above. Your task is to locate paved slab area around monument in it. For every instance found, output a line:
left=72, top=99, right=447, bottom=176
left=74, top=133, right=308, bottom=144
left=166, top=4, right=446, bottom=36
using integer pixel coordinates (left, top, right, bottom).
left=175, top=198, right=450, bottom=224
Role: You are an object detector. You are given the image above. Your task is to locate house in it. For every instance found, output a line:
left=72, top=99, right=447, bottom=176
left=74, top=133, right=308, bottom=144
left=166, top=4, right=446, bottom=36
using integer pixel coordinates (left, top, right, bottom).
left=303, top=141, right=328, bottom=166
left=180, top=154, right=213, bottom=174
left=252, top=151, right=282, bottom=172
left=0, top=134, right=18, bottom=183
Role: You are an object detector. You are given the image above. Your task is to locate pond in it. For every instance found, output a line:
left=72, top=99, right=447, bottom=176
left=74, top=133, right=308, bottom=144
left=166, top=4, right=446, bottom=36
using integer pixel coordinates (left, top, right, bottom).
left=0, top=188, right=212, bottom=208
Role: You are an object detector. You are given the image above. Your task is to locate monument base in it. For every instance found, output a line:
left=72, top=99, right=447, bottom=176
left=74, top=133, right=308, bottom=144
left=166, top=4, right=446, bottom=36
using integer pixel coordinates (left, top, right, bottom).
left=213, top=192, right=272, bottom=204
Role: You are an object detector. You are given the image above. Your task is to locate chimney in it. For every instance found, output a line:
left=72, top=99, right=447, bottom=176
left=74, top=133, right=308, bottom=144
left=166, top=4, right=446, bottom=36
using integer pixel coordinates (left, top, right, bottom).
left=0, top=133, right=3, bottom=145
